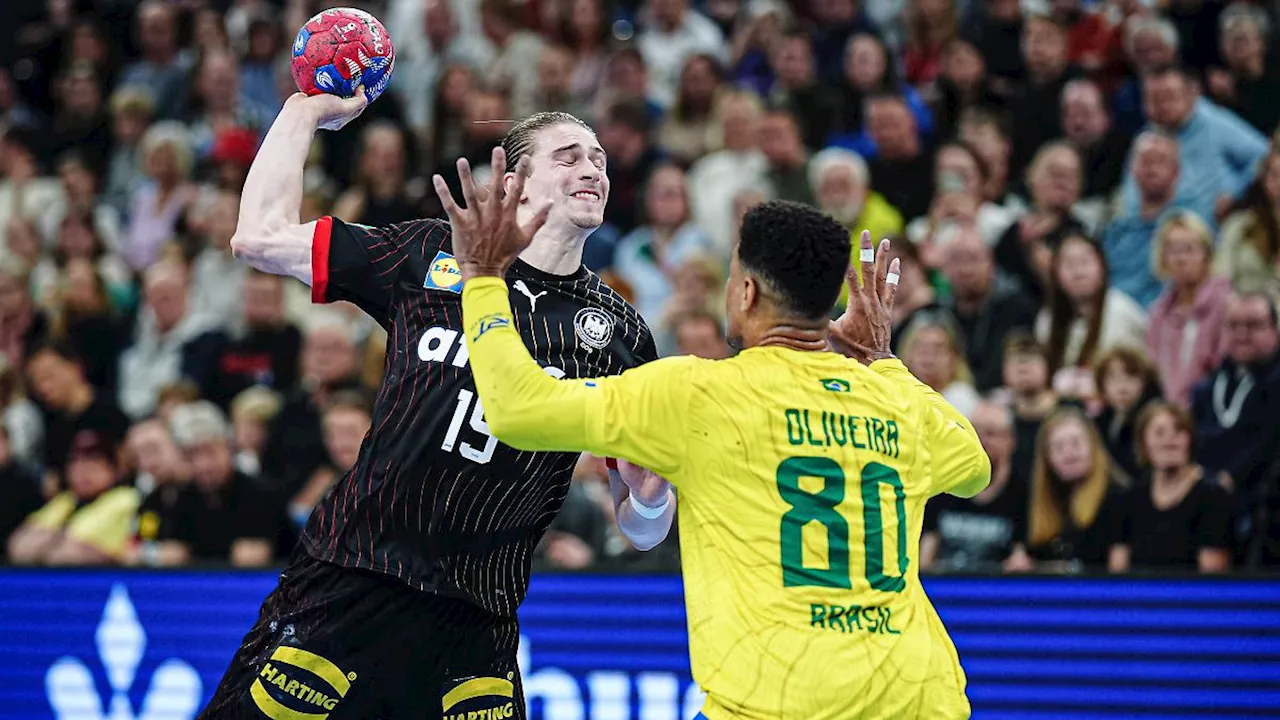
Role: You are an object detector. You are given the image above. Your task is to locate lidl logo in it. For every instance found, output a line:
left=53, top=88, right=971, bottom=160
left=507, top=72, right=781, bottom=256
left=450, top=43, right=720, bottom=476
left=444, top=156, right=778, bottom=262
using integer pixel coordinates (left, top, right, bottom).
left=821, top=378, right=851, bottom=393
left=442, top=675, right=516, bottom=720
left=46, top=584, right=202, bottom=720
left=251, top=645, right=357, bottom=719
left=425, top=250, right=463, bottom=293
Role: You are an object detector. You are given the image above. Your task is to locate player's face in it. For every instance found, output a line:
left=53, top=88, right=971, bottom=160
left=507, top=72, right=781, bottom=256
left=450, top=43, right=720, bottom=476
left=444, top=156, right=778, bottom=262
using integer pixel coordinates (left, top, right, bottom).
left=518, top=123, right=609, bottom=232
left=1141, top=409, right=1190, bottom=472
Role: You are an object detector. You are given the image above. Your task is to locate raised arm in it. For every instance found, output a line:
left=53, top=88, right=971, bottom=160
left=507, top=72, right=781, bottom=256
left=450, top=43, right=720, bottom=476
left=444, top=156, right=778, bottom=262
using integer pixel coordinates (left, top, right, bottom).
left=230, top=92, right=366, bottom=283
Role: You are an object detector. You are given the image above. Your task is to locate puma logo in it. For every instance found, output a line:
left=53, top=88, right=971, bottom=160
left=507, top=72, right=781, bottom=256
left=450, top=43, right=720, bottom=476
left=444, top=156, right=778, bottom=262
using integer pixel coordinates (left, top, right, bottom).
left=513, top=281, right=548, bottom=313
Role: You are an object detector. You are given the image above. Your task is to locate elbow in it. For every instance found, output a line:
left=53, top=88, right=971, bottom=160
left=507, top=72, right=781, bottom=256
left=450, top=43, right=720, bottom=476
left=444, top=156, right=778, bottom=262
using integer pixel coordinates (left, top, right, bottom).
left=229, top=231, right=258, bottom=262
left=485, top=406, right=539, bottom=450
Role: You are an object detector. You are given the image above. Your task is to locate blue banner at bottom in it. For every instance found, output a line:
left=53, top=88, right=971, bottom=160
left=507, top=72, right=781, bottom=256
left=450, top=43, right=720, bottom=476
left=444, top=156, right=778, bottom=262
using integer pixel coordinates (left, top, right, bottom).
left=0, top=570, right=1277, bottom=719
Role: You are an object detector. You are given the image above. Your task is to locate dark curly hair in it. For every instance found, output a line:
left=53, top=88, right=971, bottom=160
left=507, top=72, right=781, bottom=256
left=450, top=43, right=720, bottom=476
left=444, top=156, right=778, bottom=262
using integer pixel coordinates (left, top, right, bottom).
left=738, top=201, right=851, bottom=320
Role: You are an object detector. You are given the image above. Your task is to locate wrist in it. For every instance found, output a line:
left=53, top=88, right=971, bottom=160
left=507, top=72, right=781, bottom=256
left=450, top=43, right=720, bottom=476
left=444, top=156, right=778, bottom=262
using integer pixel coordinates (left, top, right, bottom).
left=629, top=491, right=671, bottom=520
left=458, top=261, right=507, bottom=280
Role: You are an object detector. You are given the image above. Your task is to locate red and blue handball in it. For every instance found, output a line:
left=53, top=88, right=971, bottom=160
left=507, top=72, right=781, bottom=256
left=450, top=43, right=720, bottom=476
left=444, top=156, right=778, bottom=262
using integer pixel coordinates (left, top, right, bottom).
left=291, top=8, right=395, bottom=104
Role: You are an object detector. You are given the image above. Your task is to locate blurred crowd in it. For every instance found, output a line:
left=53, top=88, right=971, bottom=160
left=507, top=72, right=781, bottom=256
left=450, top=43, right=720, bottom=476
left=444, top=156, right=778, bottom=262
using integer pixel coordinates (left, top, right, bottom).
left=0, top=0, right=1278, bottom=573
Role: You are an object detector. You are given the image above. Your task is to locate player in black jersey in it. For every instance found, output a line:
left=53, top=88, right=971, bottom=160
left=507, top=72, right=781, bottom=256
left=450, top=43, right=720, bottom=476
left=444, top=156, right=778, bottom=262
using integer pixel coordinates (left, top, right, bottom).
left=200, top=92, right=675, bottom=718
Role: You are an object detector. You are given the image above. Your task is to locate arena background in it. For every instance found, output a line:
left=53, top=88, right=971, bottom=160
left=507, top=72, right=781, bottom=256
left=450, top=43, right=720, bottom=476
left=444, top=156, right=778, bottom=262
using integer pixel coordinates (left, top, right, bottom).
left=3, top=569, right=1278, bottom=720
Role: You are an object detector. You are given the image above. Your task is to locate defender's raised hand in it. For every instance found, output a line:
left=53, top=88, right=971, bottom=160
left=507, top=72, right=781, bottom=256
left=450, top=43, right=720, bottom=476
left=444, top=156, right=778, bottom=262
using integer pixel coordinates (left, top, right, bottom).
left=829, top=230, right=900, bottom=364
left=432, top=147, right=551, bottom=279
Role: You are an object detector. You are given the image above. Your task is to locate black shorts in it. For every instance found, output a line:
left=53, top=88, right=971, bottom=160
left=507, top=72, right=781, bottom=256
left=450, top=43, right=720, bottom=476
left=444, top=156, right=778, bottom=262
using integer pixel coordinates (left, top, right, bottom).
left=199, top=552, right=525, bottom=720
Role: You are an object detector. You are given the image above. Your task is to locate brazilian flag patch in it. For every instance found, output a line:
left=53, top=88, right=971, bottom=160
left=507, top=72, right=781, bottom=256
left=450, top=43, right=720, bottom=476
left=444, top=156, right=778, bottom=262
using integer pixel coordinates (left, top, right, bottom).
left=821, top=378, right=851, bottom=393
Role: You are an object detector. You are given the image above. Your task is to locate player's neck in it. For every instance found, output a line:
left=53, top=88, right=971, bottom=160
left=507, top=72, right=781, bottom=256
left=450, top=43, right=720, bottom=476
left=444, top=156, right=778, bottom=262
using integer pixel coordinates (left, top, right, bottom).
left=520, top=225, right=588, bottom=276
left=749, top=319, right=830, bottom=353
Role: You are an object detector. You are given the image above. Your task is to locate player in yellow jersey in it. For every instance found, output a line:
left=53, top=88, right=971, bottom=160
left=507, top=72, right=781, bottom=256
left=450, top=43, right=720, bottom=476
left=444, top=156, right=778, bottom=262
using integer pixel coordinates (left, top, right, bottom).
left=432, top=149, right=990, bottom=720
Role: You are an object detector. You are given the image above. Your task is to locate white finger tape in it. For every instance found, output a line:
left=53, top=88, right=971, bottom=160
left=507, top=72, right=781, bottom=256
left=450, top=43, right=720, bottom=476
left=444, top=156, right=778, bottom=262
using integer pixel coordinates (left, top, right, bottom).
left=859, top=248, right=875, bottom=262
left=886, top=272, right=901, bottom=286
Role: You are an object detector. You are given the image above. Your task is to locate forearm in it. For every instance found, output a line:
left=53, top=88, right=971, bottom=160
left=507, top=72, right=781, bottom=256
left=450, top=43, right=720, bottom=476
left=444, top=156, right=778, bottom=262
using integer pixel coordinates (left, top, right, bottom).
left=609, top=468, right=674, bottom=552
left=462, top=277, right=592, bottom=452
left=230, top=97, right=319, bottom=281
left=7, top=525, right=57, bottom=564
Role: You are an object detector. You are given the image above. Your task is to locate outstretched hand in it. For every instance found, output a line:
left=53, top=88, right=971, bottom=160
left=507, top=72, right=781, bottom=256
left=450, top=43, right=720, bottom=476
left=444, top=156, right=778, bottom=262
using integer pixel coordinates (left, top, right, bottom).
left=431, top=147, right=551, bottom=279
left=828, top=230, right=900, bottom=364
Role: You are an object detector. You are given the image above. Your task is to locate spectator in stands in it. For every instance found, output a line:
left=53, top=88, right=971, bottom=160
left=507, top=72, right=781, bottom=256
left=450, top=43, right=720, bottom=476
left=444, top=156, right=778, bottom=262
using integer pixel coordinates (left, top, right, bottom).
left=331, top=122, right=418, bottom=227
left=8, top=429, right=138, bottom=566
left=830, top=34, right=934, bottom=159
left=1205, top=4, right=1280, bottom=136
left=689, top=90, right=767, bottom=254
left=206, top=126, right=256, bottom=194
left=396, top=0, right=491, bottom=137
left=957, top=108, right=1019, bottom=215
left=238, top=13, right=284, bottom=118
left=929, top=38, right=1007, bottom=143
left=993, top=142, right=1089, bottom=304
left=636, top=0, right=725, bottom=108
left=810, top=0, right=881, bottom=84
left=598, top=100, right=665, bottom=235
left=118, top=261, right=221, bottom=420
left=38, top=208, right=129, bottom=319
left=201, top=271, right=301, bottom=410
left=260, top=318, right=363, bottom=496
left=1008, top=14, right=1081, bottom=173
left=810, top=148, right=904, bottom=251
left=25, top=342, right=128, bottom=489
left=229, top=387, right=281, bottom=477
left=900, top=314, right=981, bottom=418
left=960, top=0, right=1023, bottom=84
left=1114, top=15, right=1180, bottom=135
left=657, top=253, right=725, bottom=354
left=1110, top=402, right=1233, bottom=572
left=1217, top=145, right=1280, bottom=294
left=921, top=400, right=1028, bottom=573
left=49, top=62, right=110, bottom=166
left=885, top=239, right=942, bottom=353
left=1127, top=64, right=1268, bottom=226
left=593, top=47, right=663, bottom=126
left=1061, top=79, right=1131, bottom=202
left=1104, top=131, right=1183, bottom=308
left=1146, top=211, right=1232, bottom=406
left=909, top=141, right=1015, bottom=245
left=1038, top=231, right=1148, bottom=399
left=161, top=401, right=287, bottom=566
left=1026, top=406, right=1127, bottom=571
left=0, top=259, right=49, bottom=372
left=288, top=389, right=373, bottom=531
left=0, top=357, right=41, bottom=464
left=480, top=0, right=546, bottom=119
left=44, top=259, right=125, bottom=394
left=1165, top=0, right=1226, bottom=72
left=865, top=93, right=934, bottom=220
left=103, top=87, right=152, bottom=216
left=123, top=121, right=195, bottom=271
left=188, top=190, right=245, bottom=329
left=941, top=226, right=1038, bottom=392
left=55, top=150, right=123, bottom=253
left=1092, top=346, right=1163, bottom=483
left=1051, top=0, right=1120, bottom=77
left=128, top=418, right=190, bottom=566
left=115, top=1, right=190, bottom=120
left=556, top=0, right=612, bottom=107
left=0, top=426, right=42, bottom=551
left=726, top=0, right=789, bottom=96
left=1003, top=332, right=1059, bottom=479
left=671, top=311, right=731, bottom=359
left=533, top=44, right=590, bottom=119
left=0, top=126, right=64, bottom=244
left=615, top=164, right=713, bottom=323
left=903, top=0, right=956, bottom=87
left=757, top=108, right=813, bottom=204
left=1191, top=292, right=1280, bottom=557
left=766, top=30, right=838, bottom=152
left=657, top=54, right=723, bottom=167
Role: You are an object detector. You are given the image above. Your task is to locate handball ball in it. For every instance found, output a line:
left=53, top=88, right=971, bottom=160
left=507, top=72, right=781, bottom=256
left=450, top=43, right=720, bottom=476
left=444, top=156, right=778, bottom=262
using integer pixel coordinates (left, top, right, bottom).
left=291, top=8, right=395, bottom=104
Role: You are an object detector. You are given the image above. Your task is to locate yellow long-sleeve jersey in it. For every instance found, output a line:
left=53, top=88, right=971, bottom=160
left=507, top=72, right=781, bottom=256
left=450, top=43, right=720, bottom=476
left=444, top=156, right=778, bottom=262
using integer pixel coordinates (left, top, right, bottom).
left=462, top=277, right=991, bottom=719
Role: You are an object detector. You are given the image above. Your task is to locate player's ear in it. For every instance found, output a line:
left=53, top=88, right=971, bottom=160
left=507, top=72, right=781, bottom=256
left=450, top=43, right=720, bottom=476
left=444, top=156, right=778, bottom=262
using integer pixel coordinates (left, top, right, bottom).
left=742, top=274, right=759, bottom=312
left=501, top=172, right=523, bottom=202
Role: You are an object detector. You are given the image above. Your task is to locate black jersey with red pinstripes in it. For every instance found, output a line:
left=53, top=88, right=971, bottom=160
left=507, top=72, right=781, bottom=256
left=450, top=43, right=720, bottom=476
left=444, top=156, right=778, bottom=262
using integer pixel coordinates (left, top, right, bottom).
left=301, top=216, right=657, bottom=616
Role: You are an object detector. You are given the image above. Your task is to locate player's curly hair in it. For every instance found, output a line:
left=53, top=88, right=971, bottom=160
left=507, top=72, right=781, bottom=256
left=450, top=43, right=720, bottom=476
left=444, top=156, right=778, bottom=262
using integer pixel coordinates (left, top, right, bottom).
left=500, top=111, right=594, bottom=167
left=737, top=201, right=851, bottom=320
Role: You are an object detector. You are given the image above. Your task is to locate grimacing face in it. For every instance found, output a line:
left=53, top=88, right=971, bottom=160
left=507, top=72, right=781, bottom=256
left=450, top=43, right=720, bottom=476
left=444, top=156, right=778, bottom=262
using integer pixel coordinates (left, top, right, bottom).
left=508, top=123, right=610, bottom=232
